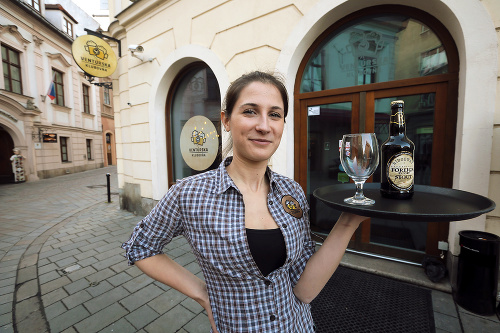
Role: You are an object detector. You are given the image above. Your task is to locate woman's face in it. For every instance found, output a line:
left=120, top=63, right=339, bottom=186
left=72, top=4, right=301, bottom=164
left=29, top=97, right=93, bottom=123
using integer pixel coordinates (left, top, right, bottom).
left=222, top=81, right=285, bottom=164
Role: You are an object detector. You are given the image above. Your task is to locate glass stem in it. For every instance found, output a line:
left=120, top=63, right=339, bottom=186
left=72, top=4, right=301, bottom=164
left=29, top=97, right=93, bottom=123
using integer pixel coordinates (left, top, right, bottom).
left=354, top=181, right=366, bottom=200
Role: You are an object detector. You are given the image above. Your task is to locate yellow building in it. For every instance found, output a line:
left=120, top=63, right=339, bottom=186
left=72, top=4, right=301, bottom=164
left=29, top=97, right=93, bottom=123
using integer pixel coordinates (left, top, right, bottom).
left=107, top=0, right=500, bottom=281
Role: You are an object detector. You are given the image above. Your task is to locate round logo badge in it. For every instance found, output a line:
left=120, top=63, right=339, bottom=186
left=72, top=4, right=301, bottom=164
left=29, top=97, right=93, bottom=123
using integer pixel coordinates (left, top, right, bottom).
left=180, top=116, right=219, bottom=171
left=72, top=35, right=117, bottom=78
left=281, top=195, right=303, bottom=218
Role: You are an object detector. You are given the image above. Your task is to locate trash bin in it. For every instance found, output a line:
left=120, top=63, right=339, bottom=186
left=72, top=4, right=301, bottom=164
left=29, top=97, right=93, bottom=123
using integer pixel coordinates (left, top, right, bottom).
left=454, top=230, right=500, bottom=316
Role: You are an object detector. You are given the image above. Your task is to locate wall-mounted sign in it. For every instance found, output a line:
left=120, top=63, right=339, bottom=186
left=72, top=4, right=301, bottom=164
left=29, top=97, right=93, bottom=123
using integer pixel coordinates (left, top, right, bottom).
left=72, top=35, right=117, bottom=78
left=43, top=133, right=57, bottom=143
left=180, top=116, right=219, bottom=171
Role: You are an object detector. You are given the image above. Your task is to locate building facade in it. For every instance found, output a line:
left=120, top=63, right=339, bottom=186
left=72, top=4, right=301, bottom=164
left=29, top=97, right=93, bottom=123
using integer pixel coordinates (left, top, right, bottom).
left=0, top=0, right=110, bottom=182
left=107, top=0, right=499, bottom=277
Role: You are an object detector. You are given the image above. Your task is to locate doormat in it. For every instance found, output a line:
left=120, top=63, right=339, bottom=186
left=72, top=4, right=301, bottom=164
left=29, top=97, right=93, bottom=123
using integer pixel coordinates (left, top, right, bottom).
left=311, top=266, right=435, bottom=333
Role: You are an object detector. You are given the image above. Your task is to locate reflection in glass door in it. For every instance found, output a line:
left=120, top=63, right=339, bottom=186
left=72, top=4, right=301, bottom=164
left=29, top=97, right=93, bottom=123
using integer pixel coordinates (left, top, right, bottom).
left=368, top=93, right=435, bottom=254
left=307, top=102, right=352, bottom=232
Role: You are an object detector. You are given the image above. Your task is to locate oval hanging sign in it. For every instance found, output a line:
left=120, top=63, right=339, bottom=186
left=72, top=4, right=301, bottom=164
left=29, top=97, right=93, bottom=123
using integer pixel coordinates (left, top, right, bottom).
left=72, top=35, right=117, bottom=77
left=180, top=116, right=219, bottom=171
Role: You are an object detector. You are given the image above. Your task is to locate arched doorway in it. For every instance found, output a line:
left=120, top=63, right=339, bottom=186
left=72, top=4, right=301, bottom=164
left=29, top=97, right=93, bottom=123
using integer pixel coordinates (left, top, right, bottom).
left=295, top=5, right=459, bottom=263
left=0, top=125, right=15, bottom=184
left=166, top=63, right=222, bottom=186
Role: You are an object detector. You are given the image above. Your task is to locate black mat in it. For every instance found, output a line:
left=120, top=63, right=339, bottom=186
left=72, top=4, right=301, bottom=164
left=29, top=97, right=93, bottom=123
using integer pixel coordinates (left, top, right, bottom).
left=311, top=266, right=435, bottom=333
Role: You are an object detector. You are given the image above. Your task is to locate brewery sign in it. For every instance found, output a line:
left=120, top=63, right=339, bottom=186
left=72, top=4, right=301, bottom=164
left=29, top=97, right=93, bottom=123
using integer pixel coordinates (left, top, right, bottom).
left=72, top=35, right=117, bottom=78
left=180, top=116, right=219, bottom=171
left=43, top=133, right=57, bottom=143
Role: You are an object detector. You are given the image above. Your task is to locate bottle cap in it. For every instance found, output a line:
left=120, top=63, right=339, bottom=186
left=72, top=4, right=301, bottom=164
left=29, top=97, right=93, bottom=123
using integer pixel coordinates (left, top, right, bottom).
left=391, top=100, right=404, bottom=107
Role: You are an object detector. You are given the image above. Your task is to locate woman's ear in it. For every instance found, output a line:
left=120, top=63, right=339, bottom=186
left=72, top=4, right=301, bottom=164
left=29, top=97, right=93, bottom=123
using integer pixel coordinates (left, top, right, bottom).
left=221, top=111, right=230, bottom=132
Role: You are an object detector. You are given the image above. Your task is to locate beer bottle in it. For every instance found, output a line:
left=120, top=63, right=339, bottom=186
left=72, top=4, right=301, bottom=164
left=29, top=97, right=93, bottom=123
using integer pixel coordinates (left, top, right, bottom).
left=380, top=100, right=415, bottom=199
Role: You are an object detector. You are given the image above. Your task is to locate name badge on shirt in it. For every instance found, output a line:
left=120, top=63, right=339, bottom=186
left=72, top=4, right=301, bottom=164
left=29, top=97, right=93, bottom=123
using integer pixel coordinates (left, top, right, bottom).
left=281, top=195, right=303, bottom=218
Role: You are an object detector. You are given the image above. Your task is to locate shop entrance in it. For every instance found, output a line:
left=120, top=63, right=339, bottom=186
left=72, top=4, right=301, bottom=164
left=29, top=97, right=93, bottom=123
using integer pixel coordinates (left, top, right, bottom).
left=0, top=125, right=15, bottom=184
left=294, top=6, right=459, bottom=263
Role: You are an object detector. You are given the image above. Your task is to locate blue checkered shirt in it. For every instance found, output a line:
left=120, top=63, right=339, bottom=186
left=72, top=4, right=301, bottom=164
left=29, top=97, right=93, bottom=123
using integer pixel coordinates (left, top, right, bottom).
left=122, top=158, right=317, bottom=332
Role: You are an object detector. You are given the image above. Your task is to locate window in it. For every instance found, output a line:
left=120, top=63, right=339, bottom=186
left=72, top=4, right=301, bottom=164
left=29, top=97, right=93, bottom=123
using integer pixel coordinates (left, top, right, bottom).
left=31, top=0, right=40, bottom=12
left=52, top=69, right=65, bottom=106
left=86, top=139, right=92, bottom=160
left=60, top=137, right=69, bottom=162
left=2, top=44, right=23, bottom=94
left=82, top=84, right=90, bottom=113
left=63, top=18, right=73, bottom=38
left=103, top=86, right=111, bottom=105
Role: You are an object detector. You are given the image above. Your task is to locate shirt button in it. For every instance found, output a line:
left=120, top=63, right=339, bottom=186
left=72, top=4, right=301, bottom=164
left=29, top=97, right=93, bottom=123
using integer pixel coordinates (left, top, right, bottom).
left=140, top=223, right=145, bottom=228
left=282, top=224, right=287, bottom=229
left=270, top=315, right=276, bottom=321
left=268, top=200, right=273, bottom=205
left=264, top=280, right=271, bottom=286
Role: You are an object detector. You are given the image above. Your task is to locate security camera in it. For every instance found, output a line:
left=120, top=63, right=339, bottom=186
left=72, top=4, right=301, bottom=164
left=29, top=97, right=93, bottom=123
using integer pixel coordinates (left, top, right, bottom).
left=128, top=45, right=144, bottom=53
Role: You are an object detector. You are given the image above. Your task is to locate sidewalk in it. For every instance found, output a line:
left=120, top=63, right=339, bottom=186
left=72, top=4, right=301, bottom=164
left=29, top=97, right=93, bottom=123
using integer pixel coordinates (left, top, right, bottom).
left=1, top=167, right=499, bottom=332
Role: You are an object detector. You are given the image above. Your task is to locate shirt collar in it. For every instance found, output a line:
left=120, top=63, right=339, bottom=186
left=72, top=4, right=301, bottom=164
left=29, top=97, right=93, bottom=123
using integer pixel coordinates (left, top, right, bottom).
left=215, top=156, right=277, bottom=195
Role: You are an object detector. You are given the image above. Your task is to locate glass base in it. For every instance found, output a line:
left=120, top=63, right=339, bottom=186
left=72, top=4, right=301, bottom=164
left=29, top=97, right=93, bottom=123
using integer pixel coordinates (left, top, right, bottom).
left=344, top=196, right=375, bottom=206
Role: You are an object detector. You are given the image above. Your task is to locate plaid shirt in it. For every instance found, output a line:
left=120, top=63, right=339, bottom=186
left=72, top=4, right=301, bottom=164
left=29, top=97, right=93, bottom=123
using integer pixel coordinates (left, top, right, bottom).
left=122, top=158, right=317, bottom=332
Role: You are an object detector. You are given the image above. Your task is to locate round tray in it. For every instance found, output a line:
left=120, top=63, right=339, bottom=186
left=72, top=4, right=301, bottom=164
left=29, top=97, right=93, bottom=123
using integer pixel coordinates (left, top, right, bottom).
left=313, top=183, right=496, bottom=222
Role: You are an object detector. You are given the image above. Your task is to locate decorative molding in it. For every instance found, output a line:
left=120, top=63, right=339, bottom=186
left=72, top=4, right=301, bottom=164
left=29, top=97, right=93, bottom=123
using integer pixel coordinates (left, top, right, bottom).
left=46, top=52, right=72, bottom=68
left=0, top=109, right=18, bottom=123
left=32, top=35, right=44, bottom=47
left=0, top=24, right=31, bottom=49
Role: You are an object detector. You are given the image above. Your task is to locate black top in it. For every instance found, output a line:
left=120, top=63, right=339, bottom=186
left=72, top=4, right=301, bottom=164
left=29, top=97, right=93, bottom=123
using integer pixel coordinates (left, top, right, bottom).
left=246, top=228, right=287, bottom=277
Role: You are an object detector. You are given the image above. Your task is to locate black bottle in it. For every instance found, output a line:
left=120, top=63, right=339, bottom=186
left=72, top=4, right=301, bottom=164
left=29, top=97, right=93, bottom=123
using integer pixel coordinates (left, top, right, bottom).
left=380, top=100, right=415, bottom=199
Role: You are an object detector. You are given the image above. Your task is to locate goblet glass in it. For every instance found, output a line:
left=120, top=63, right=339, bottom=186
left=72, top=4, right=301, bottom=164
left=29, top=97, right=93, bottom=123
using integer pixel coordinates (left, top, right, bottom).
left=340, top=133, right=380, bottom=205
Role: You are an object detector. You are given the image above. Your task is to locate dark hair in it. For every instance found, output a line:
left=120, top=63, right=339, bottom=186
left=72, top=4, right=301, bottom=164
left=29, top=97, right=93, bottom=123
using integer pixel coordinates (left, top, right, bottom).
left=222, top=71, right=289, bottom=119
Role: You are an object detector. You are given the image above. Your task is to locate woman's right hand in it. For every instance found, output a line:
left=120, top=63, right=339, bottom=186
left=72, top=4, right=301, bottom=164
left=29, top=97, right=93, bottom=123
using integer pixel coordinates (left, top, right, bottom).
left=198, top=296, right=218, bottom=333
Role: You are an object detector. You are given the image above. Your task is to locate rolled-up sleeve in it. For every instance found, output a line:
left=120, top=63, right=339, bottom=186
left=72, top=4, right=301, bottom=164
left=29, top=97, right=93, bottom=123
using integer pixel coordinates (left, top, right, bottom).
left=121, top=183, right=184, bottom=265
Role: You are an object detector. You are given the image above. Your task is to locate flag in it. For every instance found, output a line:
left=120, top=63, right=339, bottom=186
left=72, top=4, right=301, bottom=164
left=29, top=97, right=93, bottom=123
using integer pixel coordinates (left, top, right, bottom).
left=47, top=80, right=56, bottom=100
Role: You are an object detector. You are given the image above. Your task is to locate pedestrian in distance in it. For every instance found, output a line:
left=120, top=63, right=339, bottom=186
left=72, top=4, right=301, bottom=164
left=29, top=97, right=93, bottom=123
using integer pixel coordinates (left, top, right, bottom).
left=122, top=71, right=366, bottom=332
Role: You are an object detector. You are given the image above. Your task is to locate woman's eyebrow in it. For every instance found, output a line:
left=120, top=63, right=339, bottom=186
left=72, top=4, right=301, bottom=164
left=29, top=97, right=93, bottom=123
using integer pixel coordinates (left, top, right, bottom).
left=239, top=103, right=283, bottom=111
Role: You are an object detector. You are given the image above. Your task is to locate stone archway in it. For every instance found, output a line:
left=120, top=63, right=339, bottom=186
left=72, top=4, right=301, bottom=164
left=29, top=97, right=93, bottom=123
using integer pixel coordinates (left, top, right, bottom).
left=0, top=125, right=15, bottom=183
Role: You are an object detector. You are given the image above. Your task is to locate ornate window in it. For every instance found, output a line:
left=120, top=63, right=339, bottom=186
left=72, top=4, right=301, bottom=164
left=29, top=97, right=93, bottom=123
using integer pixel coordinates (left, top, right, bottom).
left=82, top=84, right=90, bottom=113
left=52, top=69, right=65, bottom=106
left=2, top=44, right=22, bottom=94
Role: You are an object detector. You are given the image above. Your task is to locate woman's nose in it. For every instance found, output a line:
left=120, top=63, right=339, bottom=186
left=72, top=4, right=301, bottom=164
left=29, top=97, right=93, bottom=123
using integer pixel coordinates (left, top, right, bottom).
left=255, top=115, right=271, bottom=133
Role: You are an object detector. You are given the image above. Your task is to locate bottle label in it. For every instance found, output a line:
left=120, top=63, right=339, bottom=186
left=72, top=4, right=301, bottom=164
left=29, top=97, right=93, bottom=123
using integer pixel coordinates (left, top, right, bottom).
left=387, top=152, right=414, bottom=190
left=390, top=111, right=405, bottom=125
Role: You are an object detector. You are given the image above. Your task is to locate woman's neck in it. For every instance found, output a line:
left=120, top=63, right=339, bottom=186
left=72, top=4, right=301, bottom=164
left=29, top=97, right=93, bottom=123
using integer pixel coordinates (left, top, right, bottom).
left=226, top=155, right=269, bottom=192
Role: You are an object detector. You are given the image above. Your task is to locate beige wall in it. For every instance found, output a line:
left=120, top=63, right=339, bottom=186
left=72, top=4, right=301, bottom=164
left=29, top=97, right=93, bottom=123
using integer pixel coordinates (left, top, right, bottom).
left=109, top=0, right=499, bottom=256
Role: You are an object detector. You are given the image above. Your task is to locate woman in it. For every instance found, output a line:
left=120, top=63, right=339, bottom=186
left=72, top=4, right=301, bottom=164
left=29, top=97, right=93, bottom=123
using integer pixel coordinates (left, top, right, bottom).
left=122, top=71, right=366, bottom=332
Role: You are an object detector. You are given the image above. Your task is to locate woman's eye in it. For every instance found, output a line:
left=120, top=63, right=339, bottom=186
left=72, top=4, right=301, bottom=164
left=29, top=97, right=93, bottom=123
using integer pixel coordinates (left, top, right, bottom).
left=270, top=112, right=282, bottom=118
left=243, top=109, right=256, bottom=114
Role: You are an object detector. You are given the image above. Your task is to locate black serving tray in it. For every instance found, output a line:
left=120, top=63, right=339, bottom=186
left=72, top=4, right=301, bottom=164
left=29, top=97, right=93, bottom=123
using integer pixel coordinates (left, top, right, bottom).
left=313, top=183, right=496, bottom=222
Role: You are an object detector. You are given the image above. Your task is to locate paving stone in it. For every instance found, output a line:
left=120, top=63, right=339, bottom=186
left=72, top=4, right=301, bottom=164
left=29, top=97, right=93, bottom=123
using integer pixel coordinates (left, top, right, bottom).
left=77, top=256, right=98, bottom=268
left=148, top=288, right=187, bottom=314
left=181, top=297, right=204, bottom=315
left=16, top=279, right=38, bottom=302
left=44, top=301, right=67, bottom=320
left=54, top=256, right=78, bottom=268
left=39, top=270, right=63, bottom=285
left=84, top=268, right=115, bottom=284
left=74, top=249, right=99, bottom=261
left=83, top=286, right=128, bottom=314
left=434, top=312, right=462, bottom=333
left=86, top=280, right=113, bottom=297
left=91, top=254, right=124, bottom=271
left=66, top=266, right=98, bottom=282
left=38, top=262, right=58, bottom=276
left=144, top=304, right=197, bottom=333
left=122, top=274, right=154, bottom=293
left=120, top=284, right=164, bottom=312
left=41, top=288, right=68, bottom=307
left=98, top=318, right=137, bottom=333
left=47, top=249, right=81, bottom=263
left=182, top=312, right=211, bottom=333
left=15, top=297, right=43, bottom=323
left=40, top=276, right=71, bottom=294
left=460, top=311, right=500, bottom=332
left=64, top=278, right=91, bottom=295
left=49, top=304, right=90, bottom=332
left=124, top=305, right=160, bottom=330
left=107, top=271, right=133, bottom=287
left=73, top=302, right=128, bottom=333
left=62, top=289, right=93, bottom=309
left=16, top=265, right=37, bottom=284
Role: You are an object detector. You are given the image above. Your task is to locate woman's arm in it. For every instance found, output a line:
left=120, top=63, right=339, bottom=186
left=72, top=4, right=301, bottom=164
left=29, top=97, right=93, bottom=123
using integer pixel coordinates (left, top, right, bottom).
left=293, top=212, right=366, bottom=304
left=135, top=254, right=218, bottom=332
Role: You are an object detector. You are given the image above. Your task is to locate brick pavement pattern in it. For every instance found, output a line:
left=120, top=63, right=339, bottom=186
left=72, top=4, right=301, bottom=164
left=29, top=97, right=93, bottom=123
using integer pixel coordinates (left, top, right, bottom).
left=0, top=167, right=210, bottom=333
left=1, top=167, right=499, bottom=333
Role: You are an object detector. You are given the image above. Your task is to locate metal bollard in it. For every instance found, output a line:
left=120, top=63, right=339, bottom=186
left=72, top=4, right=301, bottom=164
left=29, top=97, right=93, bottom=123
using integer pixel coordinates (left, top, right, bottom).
left=106, top=173, right=111, bottom=203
